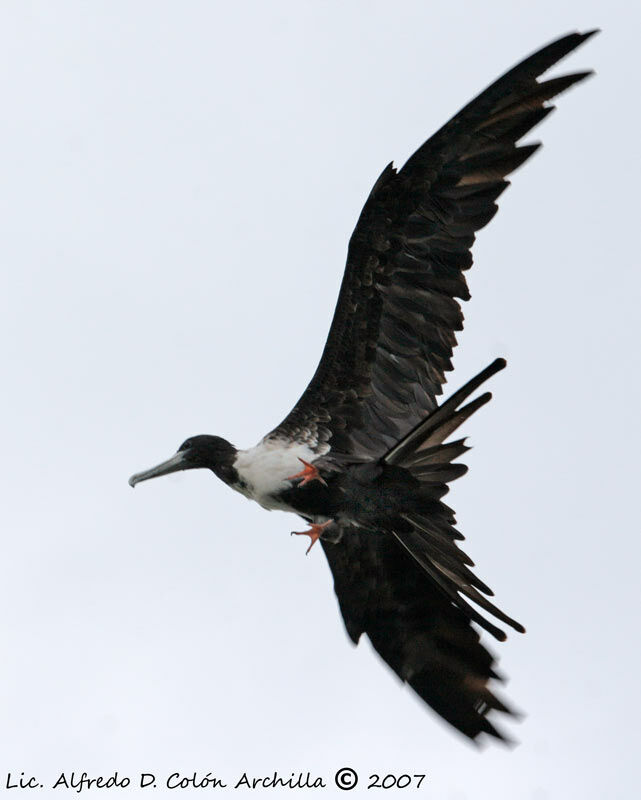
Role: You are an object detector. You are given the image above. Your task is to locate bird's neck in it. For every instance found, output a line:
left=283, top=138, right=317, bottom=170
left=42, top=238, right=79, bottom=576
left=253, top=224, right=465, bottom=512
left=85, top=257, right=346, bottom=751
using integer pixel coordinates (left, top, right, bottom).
left=210, top=439, right=239, bottom=486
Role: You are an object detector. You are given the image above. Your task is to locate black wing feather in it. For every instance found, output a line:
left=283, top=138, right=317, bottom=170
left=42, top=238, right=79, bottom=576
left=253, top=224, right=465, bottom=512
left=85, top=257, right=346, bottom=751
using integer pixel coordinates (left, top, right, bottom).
left=321, top=530, right=516, bottom=741
left=319, top=359, right=526, bottom=740
left=270, top=31, right=595, bottom=457
left=272, top=33, right=595, bottom=741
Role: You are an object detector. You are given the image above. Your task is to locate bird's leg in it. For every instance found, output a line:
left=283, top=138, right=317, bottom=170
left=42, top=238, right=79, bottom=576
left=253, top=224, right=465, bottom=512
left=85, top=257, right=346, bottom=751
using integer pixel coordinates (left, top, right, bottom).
left=291, top=520, right=333, bottom=555
left=286, top=458, right=327, bottom=487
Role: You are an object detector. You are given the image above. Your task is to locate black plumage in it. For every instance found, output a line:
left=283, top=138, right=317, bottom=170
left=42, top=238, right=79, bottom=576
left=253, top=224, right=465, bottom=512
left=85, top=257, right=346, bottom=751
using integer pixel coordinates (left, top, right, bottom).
left=129, top=31, right=595, bottom=743
left=273, top=30, right=596, bottom=460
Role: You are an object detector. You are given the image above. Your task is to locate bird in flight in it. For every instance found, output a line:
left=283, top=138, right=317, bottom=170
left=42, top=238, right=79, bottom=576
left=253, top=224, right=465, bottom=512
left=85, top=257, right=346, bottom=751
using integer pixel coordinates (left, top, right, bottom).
left=129, top=30, right=595, bottom=742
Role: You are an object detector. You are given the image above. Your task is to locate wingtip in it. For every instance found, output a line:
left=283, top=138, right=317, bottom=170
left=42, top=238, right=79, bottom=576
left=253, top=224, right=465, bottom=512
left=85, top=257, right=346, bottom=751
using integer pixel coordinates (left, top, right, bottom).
left=581, top=28, right=601, bottom=41
left=573, top=69, right=596, bottom=81
left=560, top=28, right=600, bottom=46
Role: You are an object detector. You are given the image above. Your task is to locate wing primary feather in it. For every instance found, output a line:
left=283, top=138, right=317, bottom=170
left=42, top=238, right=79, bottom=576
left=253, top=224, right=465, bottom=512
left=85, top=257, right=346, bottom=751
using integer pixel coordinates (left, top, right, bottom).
left=269, top=33, right=594, bottom=460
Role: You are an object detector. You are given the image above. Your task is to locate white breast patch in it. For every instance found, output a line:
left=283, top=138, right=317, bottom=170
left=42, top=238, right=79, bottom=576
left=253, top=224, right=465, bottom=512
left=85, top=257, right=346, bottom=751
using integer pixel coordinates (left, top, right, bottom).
left=232, top=438, right=318, bottom=511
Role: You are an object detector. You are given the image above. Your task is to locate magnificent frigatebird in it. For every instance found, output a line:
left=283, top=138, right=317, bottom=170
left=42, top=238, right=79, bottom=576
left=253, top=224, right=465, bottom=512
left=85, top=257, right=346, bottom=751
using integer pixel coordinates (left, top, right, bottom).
left=129, top=31, right=595, bottom=742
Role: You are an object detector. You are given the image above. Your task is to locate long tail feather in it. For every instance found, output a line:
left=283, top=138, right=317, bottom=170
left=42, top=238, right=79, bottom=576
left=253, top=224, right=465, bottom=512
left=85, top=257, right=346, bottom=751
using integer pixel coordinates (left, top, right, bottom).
left=385, top=358, right=506, bottom=465
left=383, top=358, right=524, bottom=639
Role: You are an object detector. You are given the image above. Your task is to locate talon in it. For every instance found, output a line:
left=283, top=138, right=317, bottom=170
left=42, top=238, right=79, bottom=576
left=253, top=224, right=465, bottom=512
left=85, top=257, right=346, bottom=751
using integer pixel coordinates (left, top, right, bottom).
left=291, top=520, right=333, bottom=554
left=287, top=458, right=327, bottom=487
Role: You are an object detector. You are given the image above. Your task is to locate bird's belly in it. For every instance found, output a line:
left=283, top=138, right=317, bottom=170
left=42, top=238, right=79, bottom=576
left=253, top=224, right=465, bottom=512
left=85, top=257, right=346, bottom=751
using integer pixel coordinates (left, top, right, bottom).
left=230, top=481, right=296, bottom=512
left=232, top=438, right=318, bottom=512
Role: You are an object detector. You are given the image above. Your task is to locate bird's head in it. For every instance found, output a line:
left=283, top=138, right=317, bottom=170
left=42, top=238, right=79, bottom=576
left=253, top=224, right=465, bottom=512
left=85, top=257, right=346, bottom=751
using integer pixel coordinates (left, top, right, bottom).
left=128, top=434, right=237, bottom=488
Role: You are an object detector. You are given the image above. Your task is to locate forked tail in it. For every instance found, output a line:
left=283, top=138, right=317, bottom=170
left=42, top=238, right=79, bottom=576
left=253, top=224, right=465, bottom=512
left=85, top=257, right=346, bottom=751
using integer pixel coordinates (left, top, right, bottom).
left=385, top=357, right=507, bottom=467
left=384, top=358, right=525, bottom=641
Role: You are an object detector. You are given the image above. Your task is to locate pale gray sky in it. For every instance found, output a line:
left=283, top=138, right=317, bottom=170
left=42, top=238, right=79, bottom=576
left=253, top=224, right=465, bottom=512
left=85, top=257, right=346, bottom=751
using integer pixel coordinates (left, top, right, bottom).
left=1, top=2, right=638, bottom=798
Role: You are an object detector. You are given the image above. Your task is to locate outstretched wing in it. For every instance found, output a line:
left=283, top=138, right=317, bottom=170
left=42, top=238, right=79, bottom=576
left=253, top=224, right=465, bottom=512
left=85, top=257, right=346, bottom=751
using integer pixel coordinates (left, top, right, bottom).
left=270, top=30, right=595, bottom=458
left=321, top=360, right=523, bottom=742
left=321, top=530, right=516, bottom=742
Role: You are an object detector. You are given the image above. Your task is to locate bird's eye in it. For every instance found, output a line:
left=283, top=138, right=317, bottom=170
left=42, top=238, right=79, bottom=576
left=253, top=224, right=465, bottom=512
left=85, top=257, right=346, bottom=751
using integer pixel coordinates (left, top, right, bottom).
left=179, top=439, right=193, bottom=451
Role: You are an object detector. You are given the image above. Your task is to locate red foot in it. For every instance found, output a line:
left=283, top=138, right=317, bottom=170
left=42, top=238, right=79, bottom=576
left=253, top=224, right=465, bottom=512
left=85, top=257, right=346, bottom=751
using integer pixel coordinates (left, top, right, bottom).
left=287, top=458, right=327, bottom=487
left=291, top=520, right=333, bottom=555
